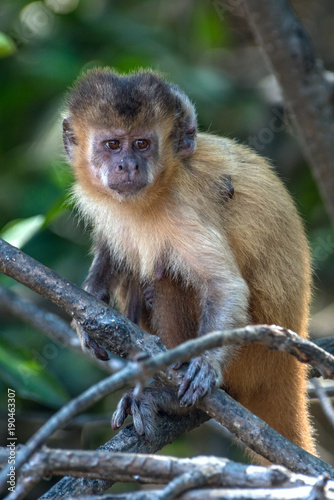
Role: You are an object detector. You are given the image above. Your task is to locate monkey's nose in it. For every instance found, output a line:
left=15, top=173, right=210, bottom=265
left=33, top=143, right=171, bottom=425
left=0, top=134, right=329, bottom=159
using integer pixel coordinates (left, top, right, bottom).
left=116, top=161, right=139, bottom=173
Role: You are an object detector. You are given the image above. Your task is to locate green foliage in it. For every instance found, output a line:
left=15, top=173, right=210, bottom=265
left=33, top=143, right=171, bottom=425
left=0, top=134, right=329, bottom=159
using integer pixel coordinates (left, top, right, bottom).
left=0, top=339, right=69, bottom=408
left=0, top=32, right=16, bottom=57
left=1, top=215, right=45, bottom=248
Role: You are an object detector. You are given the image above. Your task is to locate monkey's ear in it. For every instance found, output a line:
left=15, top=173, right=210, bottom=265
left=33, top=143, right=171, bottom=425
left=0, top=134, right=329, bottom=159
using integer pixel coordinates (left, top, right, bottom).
left=62, top=117, right=77, bottom=161
left=220, top=174, right=234, bottom=202
left=179, top=126, right=196, bottom=158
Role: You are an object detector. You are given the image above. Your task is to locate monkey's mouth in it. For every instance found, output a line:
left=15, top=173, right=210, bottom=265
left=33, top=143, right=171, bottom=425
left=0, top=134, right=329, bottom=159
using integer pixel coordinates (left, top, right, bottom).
left=109, top=181, right=147, bottom=196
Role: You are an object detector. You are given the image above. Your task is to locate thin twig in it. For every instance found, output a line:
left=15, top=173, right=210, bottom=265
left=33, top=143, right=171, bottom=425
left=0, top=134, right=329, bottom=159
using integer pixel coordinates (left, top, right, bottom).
left=311, top=378, right=334, bottom=430
left=68, top=483, right=334, bottom=500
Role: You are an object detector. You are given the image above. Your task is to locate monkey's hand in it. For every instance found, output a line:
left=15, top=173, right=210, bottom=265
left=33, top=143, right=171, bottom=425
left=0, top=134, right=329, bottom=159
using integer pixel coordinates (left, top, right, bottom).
left=72, top=320, right=110, bottom=361
left=175, top=352, right=223, bottom=407
left=112, top=384, right=191, bottom=441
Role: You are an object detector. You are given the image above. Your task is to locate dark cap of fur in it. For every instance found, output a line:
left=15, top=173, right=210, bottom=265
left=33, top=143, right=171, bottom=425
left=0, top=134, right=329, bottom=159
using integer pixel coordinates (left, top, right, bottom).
left=66, top=68, right=197, bottom=149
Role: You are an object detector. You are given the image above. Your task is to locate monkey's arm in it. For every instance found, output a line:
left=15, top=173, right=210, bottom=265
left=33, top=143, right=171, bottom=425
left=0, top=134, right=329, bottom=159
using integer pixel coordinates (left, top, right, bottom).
left=177, top=271, right=249, bottom=406
left=72, top=239, right=116, bottom=360
left=82, top=240, right=115, bottom=304
left=74, top=239, right=146, bottom=360
left=158, top=206, right=249, bottom=401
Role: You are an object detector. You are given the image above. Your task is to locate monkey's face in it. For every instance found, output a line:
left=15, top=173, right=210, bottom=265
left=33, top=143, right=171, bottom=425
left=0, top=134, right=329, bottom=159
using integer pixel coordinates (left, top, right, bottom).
left=63, top=118, right=160, bottom=200
left=63, top=69, right=198, bottom=201
left=88, top=128, right=158, bottom=198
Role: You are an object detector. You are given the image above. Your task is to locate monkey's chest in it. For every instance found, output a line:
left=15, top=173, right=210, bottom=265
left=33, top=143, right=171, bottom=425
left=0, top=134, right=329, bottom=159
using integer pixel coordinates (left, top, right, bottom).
left=108, top=219, right=168, bottom=280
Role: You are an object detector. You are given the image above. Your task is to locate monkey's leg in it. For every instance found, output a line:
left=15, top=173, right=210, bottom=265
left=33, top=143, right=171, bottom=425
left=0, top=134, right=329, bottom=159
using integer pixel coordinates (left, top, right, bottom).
left=225, top=345, right=317, bottom=456
left=112, top=271, right=248, bottom=435
left=112, top=276, right=200, bottom=437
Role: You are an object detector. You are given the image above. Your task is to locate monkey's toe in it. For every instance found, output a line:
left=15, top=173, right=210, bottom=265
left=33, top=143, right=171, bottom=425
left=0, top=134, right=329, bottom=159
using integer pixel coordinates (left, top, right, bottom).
left=111, top=389, right=149, bottom=437
left=112, top=384, right=187, bottom=440
left=111, top=391, right=133, bottom=430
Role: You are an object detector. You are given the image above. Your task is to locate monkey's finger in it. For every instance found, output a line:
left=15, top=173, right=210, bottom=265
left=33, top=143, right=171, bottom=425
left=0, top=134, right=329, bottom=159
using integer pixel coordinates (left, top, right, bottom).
left=132, top=387, right=169, bottom=440
left=183, top=379, right=212, bottom=407
left=111, top=407, right=127, bottom=430
left=180, top=356, right=219, bottom=406
left=84, top=335, right=110, bottom=361
left=179, top=369, right=206, bottom=406
left=111, top=393, right=133, bottom=430
left=177, top=359, right=200, bottom=399
left=131, top=399, right=146, bottom=436
left=142, top=284, right=155, bottom=306
left=179, top=384, right=197, bottom=407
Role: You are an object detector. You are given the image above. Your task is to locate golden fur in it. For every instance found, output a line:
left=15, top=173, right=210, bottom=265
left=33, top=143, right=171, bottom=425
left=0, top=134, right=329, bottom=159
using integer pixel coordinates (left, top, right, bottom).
left=72, top=131, right=315, bottom=455
left=65, top=69, right=315, bottom=456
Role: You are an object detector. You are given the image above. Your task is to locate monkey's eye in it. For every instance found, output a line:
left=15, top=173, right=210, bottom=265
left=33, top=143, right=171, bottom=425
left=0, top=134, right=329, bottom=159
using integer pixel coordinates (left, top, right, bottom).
left=135, top=139, right=149, bottom=151
left=105, top=140, right=120, bottom=150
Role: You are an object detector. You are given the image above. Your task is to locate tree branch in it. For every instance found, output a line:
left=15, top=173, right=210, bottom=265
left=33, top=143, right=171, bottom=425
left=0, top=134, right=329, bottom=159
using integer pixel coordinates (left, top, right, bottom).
left=4, top=320, right=334, bottom=495
left=1, top=280, right=332, bottom=379
left=241, top=0, right=334, bottom=224
left=38, top=415, right=208, bottom=499
left=69, top=479, right=333, bottom=500
left=1, top=237, right=334, bottom=497
left=1, top=239, right=333, bottom=380
left=4, top=410, right=207, bottom=500
left=0, top=237, right=165, bottom=357
left=2, top=447, right=334, bottom=493
left=0, top=285, right=124, bottom=374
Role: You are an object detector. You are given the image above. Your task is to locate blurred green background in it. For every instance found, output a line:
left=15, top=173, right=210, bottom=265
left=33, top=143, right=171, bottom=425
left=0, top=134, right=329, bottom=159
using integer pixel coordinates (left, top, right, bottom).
left=1, top=0, right=334, bottom=495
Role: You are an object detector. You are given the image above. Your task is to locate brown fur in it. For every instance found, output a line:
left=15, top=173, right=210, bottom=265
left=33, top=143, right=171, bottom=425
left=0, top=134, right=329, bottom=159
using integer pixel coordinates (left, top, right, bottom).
left=64, top=69, right=316, bottom=457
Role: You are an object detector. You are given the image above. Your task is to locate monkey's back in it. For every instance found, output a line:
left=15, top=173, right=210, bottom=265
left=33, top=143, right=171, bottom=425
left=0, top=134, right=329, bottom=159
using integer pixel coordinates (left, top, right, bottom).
left=193, top=134, right=315, bottom=454
left=194, top=133, right=311, bottom=337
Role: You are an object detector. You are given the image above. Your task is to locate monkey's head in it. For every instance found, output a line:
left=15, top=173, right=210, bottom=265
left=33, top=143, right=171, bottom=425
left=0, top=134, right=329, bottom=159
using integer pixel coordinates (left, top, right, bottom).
left=63, top=68, right=197, bottom=200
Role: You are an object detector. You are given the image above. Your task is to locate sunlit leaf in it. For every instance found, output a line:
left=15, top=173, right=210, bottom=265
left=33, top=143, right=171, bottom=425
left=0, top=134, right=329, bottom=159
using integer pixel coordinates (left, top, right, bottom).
left=0, top=32, right=16, bottom=58
left=1, top=215, right=45, bottom=248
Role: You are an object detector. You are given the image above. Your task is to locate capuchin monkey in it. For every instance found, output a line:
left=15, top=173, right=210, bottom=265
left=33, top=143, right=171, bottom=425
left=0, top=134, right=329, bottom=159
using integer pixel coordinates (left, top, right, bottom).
left=63, top=68, right=316, bottom=456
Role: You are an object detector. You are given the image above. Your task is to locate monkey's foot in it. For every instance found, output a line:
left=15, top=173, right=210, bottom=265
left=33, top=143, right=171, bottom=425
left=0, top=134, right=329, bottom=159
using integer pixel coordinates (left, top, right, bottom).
left=111, top=384, right=189, bottom=440
left=175, top=355, right=220, bottom=407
